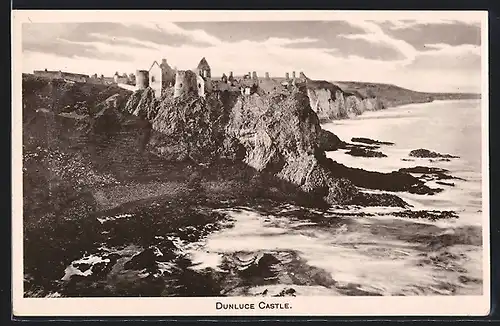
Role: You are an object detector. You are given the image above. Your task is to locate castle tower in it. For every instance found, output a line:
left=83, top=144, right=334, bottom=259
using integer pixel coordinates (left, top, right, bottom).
left=285, top=72, right=290, bottom=80
left=299, top=71, right=306, bottom=79
left=292, top=71, right=296, bottom=79
left=221, top=73, right=228, bottom=83
left=228, top=71, right=234, bottom=82
left=173, top=70, right=199, bottom=98
left=196, top=57, right=211, bottom=79
left=136, top=70, right=149, bottom=89
left=265, top=72, right=270, bottom=79
left=252, top=71, right=258, bottom=80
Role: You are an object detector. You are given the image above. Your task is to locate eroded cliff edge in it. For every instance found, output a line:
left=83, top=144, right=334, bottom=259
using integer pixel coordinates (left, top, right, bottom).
left=122, top=81, right=435, bottom=208
left=23, top=74, right=441, bottom=222
left=306, top=80, right=385, bottom=122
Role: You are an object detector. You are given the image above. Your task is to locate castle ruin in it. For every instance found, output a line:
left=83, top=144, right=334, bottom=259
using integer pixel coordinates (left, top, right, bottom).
left=173, top=57, right=213, bottom=98
left=136, top=70, right=149, bottom=89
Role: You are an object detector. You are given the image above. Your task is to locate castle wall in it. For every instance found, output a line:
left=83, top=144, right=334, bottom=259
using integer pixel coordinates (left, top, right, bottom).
left=173, top=70, right=199, bottom=98
left=136, top=70, right=149, bottom=89
left=149, top=63, right=163, bottom=98
left=196, top=75, right=206, bottom=97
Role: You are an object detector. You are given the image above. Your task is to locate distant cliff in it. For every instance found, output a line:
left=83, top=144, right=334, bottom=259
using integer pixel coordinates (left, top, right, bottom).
left=305, top=80, right=385, bottom=122
left=304, top=79, right=481, bottom=123
left=335, top=81, right=481, bottom=108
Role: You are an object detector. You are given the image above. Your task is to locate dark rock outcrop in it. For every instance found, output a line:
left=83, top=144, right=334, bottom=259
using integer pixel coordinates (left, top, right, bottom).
left=398, top=166, right=466, bottom=183
left=399, top=166, right=449, bottom=174
left=392, top=210, right=459, bottom=222
left=124, top=87, right=158, bottom=120
left=409, top=149, right=459, bottom=159
left=345, top=148, right=387, bottom=158
left=351, top=137, right=394, bottom=146
left=318, top=129, right=343, bottom=151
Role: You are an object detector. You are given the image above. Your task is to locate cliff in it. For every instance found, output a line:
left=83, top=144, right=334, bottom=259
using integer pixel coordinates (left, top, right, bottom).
left=305, top=80, right=385, bottom=122
left=22, top=74, right=441, bottom=220
left=120, top=84, right=435, bottom=207
left=23, top=75, right=452, bottom=297
left=304, top=78, right=480, bottom=123
left=335, top=81, right=481, bottom=108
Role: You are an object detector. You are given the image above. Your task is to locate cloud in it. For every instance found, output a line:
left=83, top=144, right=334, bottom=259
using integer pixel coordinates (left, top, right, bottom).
left=407, top=43, right=481, bottom=71
left=381, top=18, right=481, bottom=30
left=263, top=37, right=319, bottom=47
left=21, top=21, right=483, bottom=93
left=23, top=37, right=135, bottom=62
left=122, top=22, right=223, bottom=46
left=339, top=20, right=417, bottom=64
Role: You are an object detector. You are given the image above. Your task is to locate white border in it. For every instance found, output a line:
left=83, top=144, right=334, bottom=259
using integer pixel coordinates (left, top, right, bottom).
left=11, top=10, right=490, bottom=317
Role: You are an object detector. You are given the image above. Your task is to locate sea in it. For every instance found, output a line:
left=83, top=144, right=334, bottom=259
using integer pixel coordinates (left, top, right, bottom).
left=183, top=99, right=486, bottom=296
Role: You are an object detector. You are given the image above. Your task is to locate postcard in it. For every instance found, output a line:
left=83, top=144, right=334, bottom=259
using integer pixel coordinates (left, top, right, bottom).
left=11, top=9, right=490, bottom=317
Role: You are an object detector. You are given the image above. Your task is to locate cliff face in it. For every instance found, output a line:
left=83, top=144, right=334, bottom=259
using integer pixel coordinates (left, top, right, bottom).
left=121, top=85, right=429, bottom=207
left=305, top=81, right=384, bottom=122
left=23, top=75, right=435, bottom=213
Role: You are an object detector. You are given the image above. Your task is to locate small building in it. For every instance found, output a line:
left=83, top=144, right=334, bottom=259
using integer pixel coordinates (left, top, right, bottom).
left=160, top=58, right=176, bottom=87
left=173, top=57, right=214, bottom=98
left=239, top=79, right=258, bottom=95
left=148, top=61, right=163, bottom=98
left=114, top=72, right=130, bottom=84
left=196, top=57, right=211, bottom=79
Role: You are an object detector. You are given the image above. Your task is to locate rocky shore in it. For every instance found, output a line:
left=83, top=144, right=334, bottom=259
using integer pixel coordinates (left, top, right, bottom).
left=21, top=75, right=470, bottom=297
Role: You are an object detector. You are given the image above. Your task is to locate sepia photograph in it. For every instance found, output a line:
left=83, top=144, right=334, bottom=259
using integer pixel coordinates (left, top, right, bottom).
left=12, top=10, right=489, bottom=316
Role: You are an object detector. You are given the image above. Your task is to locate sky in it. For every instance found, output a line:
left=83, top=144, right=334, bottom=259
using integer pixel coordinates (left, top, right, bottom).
left=21, top=18, right=483, bottom=93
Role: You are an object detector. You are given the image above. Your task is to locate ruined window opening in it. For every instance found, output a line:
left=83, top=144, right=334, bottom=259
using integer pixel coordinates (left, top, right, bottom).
left=179, top=83, right=183, bottom=88
left=198, top=83, right=201, bottom=89
left=151, top=76, right=156, bottom=83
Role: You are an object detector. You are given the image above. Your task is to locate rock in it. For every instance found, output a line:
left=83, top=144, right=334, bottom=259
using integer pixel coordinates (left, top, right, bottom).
left=351, top=137, right=394, bottom=146
left=393, top=210, right=459, bottom=221
left=123, top=246, right=165, bottom=271
left=273, top=287, right=297, bottom=297
left=436, top=181, right=455, bottom=187
left=318, top=129, right=343, bottom=151
left=345, top=147, right=387, bottom=158
left=398, top=166, right=449, bottom=174
left=148, top=92, right=231, bottom=165
left=398, top=166, right=465, bottom=182
left=319, top=158, right=440, bottom=195
left=121, top=86, right=434, bottom=207
left=124, top=87, right=158, bottom=120
left=409, top=148, right=459, bottom=159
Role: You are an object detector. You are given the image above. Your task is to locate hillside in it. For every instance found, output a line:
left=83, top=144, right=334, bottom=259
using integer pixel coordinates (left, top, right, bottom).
left=334, top=81, right=481, bottom=108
